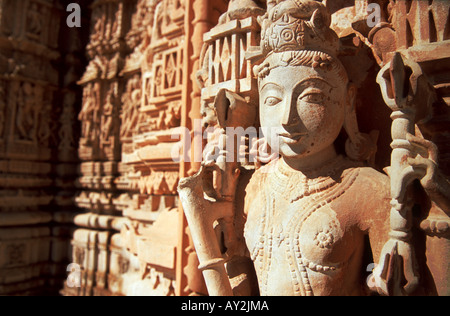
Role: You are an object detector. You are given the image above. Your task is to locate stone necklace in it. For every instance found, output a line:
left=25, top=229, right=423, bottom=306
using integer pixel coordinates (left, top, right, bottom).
left=251, top=156, right=360, bottom=296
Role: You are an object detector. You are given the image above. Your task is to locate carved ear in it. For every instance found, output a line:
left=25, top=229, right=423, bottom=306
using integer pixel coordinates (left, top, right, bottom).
left=344, top=83, right=378, bottom=163
left=310, top=9, right=325, bottom=29
left=344, top=83, right=360, bottom=146
left=214, top=89, right=256, bottom=129
left=347, top=83, right=357, bottom=112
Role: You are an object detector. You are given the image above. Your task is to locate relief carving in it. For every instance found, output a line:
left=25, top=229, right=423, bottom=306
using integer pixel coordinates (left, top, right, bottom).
left=15, top=82, right=44, bottom=144
left=0, top=0, right=81, bottom=296
left=179, top=0, right=450, bottom=296
left=26, top=2, right=44, bottom=38
left=120, top=74, right=141, bottom=140
left=79, top=83, right=100, bottom=147
left=37, top=90, right=53, bottom=147
left=0, top=81, right=5, bottom=141
left=59, top=92, right=77, bottom=152
left=100, top=83, right=119, bottom=150
left=0, top=0, right=15, bottom=36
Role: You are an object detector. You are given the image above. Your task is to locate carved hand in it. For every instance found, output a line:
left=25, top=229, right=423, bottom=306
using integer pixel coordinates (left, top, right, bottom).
left=374, top=133, right=450, bottom=296
left=372, top=238, right=419, bottom=296
left=404, top=133, right=438, bottom=191
left=203, top=89, right=255, bottom=200
left=203, top=143, right=241, bottom=201
left=404, top=133, right=450, bottom=214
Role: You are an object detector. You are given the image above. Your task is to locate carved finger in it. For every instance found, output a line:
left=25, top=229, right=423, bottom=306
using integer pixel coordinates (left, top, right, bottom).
left=407, top=156, right=437, bottom=189
left=202, top=164, right=222, bottom=199
left=406, top=133, right=438, bottom=163
left=406, top=156, right=429, bottom=176
left=407, top=155, right=433, bottom=169
left=373, top=251, right=391, bottom=296
left=405, top=133, right=430, bottom=158
left=204, top=145, right=220, bottom=165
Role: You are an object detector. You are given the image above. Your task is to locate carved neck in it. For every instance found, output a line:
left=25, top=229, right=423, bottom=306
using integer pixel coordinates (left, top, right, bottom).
left=271, top=154, right=353, bottom=203
left=283, top=145, right=338, bottom=174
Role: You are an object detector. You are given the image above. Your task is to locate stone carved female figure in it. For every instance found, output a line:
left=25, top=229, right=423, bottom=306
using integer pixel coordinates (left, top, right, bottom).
left=179, top=0, right=449, bottom=296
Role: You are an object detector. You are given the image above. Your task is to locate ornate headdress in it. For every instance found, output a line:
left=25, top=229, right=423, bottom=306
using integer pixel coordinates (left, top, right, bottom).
left=252, top=0, right=345, bottom=78
left=253, top=0, right=378, bottom=163
left=260, top=0, right=339, bottom=57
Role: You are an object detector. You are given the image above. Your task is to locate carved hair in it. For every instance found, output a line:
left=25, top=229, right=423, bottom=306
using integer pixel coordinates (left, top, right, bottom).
left=254, top=50, right=349, bottom=85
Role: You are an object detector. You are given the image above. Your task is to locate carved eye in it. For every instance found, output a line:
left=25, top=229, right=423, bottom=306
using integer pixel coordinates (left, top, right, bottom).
left=264, top=96, right=282, bottom=107
left=299, top=92, right=325, bottom=104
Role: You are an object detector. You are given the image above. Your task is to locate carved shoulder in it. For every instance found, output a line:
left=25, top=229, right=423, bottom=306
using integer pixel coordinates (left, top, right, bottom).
left=328, top=166, right=390, bottom=231
left=356, top=167, right=391, bottom=204
left=241, top=164, right=272, bottom=218
left=353, top=167, right=391, bottom=228
left=350, top=167, right=392, bottom=259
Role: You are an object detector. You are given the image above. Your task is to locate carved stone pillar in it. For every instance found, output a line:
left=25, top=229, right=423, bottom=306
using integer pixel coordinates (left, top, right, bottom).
left=64, top=0, right=131, bottom=296
left=0, top=0, right=80, bottom=295
left=175, top=0, right=230, bottom=296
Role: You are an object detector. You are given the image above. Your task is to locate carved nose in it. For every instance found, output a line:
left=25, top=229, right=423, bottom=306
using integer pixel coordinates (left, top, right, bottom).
left=281, top=100, right=299, bottom=126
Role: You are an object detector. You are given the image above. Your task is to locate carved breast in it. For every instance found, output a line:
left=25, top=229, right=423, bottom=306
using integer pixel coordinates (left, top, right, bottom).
left=244, top=161, right=360, bottom=296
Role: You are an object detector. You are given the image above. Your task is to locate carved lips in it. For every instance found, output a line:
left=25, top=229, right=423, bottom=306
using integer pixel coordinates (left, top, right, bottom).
left=278, top=131, right=308, bottom=145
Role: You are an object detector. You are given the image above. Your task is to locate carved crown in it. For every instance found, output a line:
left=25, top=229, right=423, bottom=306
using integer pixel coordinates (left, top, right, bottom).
left=260, top=0, right=339, bottom=57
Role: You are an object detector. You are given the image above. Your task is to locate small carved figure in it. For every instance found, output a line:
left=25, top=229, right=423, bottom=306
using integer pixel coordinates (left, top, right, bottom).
left=16, top=82, right=41, bottom=143
left=38, top=96, right=52, bottom=146
left=0, top=83, right=5, bottom=139
left=1, top=0, right=15, bottom=35
left=59, top=93, right=76, bottom=151
left=154, top=66, right=162, bottom=97
left=79, top=84, right=99, bottom=145
left=90, top=8, right=105, bottom=46
left=111, top=6, right=121, bottom=38
left=101, top=85, right=118, bottom=146
left=26, top=3, right=42, bottom=36
left=121, top=75, right=141, bottom=139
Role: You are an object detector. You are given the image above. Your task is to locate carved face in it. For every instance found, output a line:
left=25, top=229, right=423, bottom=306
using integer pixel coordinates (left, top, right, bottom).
left=259, top=63, right=348, bottom=160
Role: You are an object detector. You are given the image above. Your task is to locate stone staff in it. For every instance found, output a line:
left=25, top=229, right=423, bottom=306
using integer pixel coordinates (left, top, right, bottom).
left=375, top=52, right=436, bottom=295
left=178, top=89, right=256, bottom=296
left=178, top=170, right=235, bottom=296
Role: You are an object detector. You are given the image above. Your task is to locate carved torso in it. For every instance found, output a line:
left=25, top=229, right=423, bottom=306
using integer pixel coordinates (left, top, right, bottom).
left=244, top=156, right=391, bottom=296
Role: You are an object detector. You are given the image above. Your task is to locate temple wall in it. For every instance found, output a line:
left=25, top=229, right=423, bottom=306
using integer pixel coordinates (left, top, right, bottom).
left=60, top=0, right=227, bottom=296
left=0, top=0, right=87, bottom=295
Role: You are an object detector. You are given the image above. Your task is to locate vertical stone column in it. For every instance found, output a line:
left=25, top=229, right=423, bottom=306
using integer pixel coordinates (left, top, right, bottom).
left=368, top=0, right=450, bottom=296
left=175, top=0, right=230, bottom=296
left=0, top=0, right=77, bottom=295
left=63, top=0, right=131, bottom=296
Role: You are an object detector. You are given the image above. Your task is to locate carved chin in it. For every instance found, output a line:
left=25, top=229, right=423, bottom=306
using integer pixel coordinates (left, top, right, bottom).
left=278, top=142, right=309, bottom=158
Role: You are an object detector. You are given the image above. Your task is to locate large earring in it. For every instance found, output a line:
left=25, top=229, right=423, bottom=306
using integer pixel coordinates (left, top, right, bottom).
left=344, top=84, right=379, bottom=165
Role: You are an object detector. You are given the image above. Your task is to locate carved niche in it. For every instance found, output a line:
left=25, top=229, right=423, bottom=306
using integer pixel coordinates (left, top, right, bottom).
left=120, top=73, right=141, bottom=141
